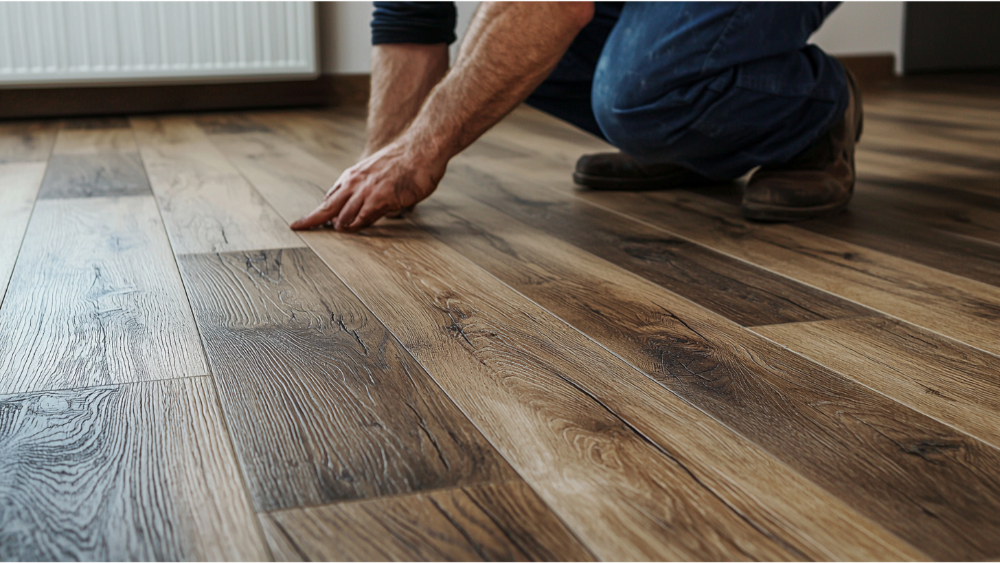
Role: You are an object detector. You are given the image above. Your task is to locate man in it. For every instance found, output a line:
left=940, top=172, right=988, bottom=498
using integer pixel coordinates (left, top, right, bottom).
left=291, top=2, right=861, bottom=233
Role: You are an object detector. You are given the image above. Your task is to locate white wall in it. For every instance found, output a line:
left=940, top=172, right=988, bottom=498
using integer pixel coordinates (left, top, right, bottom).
left=321, top=1, right=905, bottom=75
left=810, top=1, right=905, bottom=73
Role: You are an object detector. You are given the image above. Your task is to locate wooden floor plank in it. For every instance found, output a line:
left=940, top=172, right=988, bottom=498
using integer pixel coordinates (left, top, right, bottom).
left=0, top=196, right=208, bottom=394
left=0, top=162, right=46, bottom=302
left=260, top=482, right=594, bottom=562
left=52, top=121, right=137, bottom=155
left=131, top=116, right=305, bottom=254
left=752, top=316, right=1000, bottom=450
left=300, top=225, right=924, bottom=562
left=38, top=152, right=151, bottom=199
left=858, top=149, right=1000, bottom=204
left=448, top=157, right=872, bottom=327
left=412, top=188, right=1000, bottom=560
left=799, top=198, right=1000, bottom=287
left=574, top=188, right=1000, bottom=356
left=855, top=152, right=1000, bottom=240
left=0, top=122, right=58, bottom=163
left=212, top=126, right=871, bottom=329
left=246, top=109, right=367, bottom=168
left=218, top=130, right=925, bottom=562
left=0, top=376, right=269, bottom=561
left=177, top=247, right=516, bottom=512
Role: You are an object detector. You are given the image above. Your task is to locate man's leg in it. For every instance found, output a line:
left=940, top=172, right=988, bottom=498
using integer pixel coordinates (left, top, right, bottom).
left=523, top=2, right=623, bottom=139
left=591, top=2, right=857, bottom=219
left=526, top=2, right=718, bottom=190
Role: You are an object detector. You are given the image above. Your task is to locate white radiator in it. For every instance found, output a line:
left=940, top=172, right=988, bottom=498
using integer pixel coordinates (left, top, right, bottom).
left=0, top=2, right=317, bottom=87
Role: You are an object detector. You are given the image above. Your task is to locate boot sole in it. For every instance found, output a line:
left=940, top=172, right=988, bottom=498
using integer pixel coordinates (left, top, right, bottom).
left=573, top=171, right=716, bottom=191
left=742, top=198, right=850, bottom=222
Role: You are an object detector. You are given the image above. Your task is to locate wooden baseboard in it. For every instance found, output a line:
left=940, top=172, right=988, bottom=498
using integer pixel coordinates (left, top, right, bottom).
left=322, top=74, right=371, bottom=107
left=0, top=56, right=892, bottom=120
left=0, top=74, right=375, bottom=120
left=836, top=55, right=898, bottom=90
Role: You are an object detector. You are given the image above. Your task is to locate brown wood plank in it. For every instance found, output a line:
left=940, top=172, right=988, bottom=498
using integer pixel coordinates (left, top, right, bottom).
left=218, top=129, right=925, bottom=561
left=798, top=199, right=1000, bottom=288
left=211, top=127, right=870, bottom=329
left=131, top=116, right=305, bottom=254
left=574, top=187, right=1000, bottom=356
left=0, top=377, right=269, bottom=561
left=855, top=152, right=1000, bottom=241
left=38, top=152, right=151, bottom=199
left=0, top=121, right=58, bottom=163
left=51, top=127, right=137, bottom=155
left=448, top=157, right=872, bottom=327
left=260, top=482, right=594, bottom=562
left=177, top=247, right=516, bottom=512
left=0, top=162, right=46, bottom=301
left=300, top=225, right=923, bottom=562
left=0, top=196, right=208, bottom=395
left=247, top=109, right=367, bottom=166
left=412, top=189, right=1000, bottom=560
left=752, top=316, right=1000, bottom=450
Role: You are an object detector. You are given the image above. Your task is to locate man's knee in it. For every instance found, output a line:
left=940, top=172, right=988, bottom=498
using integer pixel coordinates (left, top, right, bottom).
left=591, top=71, right=702, bottom=161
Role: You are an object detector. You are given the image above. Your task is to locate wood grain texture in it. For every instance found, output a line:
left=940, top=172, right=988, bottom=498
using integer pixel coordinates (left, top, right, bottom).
left=261, top=482, right=594, bottom=562
left=855, top=151, right=1000, bottom=242
left=218, top=121, right=870, bottom=329
left=177, top=248, right=515, bottom=511
left=213, top=129, right=928, bottom=560
left=412, top=189, right=1000, bottom=560
left=300, top=225, right=929, bottom=562
left=0, top=162, right=46, bottom=301
left=38, top=152, right=151, bottom=199
left=52, top=128, right=137, bottom=155
left=246, top=109, right=367, bottom=165
left=0, top=122, right=57, bottom=163
left=752, top=316, right=1000, bottom=450
left=214, top=132, right=807, bottom=561
left=0, top=196, right=207, bottom=395
left=798, top=196, right=1000, bottom=287
left=446, top=157, right=872, bottom=327
left=0, top=377, right=269, bottom=561
left=577, top=188, right=1000, bottom=356
left=131, top=116, right=304, bottom=254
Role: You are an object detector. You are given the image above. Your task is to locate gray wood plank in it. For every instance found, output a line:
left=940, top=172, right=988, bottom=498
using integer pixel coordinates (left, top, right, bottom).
left=0, top=377, right=269, bottom=561
left=0, top=162, right=46, bottom=302
left=261, top=482, right=594, bottom=562
left=177, top=248, right=516, bottom=511
left=131, top=116, right=305, bottom=254
left=0, top=122, right=57, bottom=163
left=0, top=196, right=208, bottom=395
left=38, top=153, right=151, bottom=199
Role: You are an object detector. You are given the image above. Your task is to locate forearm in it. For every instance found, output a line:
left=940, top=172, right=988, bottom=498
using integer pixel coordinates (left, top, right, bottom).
left=397, top=2, right=594, bottom=168
left=364, top=43, right=450, bottom=158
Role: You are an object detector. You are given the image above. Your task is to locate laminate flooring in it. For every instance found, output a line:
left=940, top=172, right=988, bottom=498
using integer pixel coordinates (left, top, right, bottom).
left=0, top=78, right=998, bottom=561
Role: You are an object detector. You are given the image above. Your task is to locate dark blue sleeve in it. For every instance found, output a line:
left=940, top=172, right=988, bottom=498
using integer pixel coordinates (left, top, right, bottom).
left=371, top=2, right=458, bottom=45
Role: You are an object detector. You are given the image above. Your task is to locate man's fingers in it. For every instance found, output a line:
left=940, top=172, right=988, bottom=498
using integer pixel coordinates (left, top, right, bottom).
left=343, top=200, right=394, bottom=233
left=333, top=190, right=367, bottom=231
left=291, top=184, right=352, bottom=230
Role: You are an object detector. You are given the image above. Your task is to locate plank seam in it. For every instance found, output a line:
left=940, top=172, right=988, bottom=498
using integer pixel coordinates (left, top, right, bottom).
left=747, top=324, right=1000, bottom=456
left=129, top=117, right=276, bottom=562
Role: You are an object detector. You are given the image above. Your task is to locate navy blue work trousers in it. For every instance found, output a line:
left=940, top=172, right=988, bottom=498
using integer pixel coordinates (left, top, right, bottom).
left=525, top=2, right=848, bottom=180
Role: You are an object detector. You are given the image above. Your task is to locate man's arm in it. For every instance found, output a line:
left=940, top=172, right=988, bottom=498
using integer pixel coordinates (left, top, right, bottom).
left=364, top=44, right=449, bottom=159
left=291, top=2, right=595, bottom=232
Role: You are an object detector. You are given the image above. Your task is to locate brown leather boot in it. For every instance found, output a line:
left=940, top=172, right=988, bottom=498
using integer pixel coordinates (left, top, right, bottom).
left=742, top=70, right=864, bottom=222
left=573, top=152, right=715, bottom=191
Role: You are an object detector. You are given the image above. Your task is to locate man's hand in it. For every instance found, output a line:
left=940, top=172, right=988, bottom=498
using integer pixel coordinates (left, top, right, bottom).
left=290, top=139, right=446, bottom=232
left=292, top=2, right=594, bottom=233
